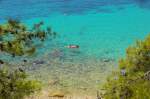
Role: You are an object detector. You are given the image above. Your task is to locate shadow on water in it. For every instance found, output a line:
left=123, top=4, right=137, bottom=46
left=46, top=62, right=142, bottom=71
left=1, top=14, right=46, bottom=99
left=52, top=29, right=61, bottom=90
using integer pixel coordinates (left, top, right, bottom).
left=1, top=0, right=150, bottom=20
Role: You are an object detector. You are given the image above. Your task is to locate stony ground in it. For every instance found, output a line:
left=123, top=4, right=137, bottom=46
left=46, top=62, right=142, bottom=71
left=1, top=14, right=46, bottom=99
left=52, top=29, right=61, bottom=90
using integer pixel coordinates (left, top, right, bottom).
left=23, top=56, right=117, bottom=99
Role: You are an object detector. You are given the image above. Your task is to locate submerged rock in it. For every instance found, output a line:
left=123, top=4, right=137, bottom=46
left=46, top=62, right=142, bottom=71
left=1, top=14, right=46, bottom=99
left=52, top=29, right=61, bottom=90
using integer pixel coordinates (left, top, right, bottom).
left=32, top=60, right=45, bottom=65
left=23, top=59, right=27, bottom=63
left=48, top=90, right=65, bottom=98
left=0, top=60, right=4, bottom=64
left=101, top=58, right=114, bottom=63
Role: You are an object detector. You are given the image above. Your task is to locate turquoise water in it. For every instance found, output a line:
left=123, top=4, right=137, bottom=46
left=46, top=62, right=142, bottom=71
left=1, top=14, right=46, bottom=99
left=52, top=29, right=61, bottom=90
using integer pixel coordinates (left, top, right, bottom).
left=1, top=0, right=150, bottom=60
left=33, top=7, right=150, bottom=60
left=1, top=0, right=150, bottom=95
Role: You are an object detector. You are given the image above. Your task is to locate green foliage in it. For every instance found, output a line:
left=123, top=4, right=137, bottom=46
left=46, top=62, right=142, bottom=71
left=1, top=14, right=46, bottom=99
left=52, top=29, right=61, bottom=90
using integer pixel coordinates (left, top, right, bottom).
left=0, top=19, right=56, bottom=57
left=0, top=19, right=57, bottom=99
left=103, top=34, right=150, bottom=99
left=0, top=67, right=41, bottom=99
left=119, top=36, right=150, bottom=72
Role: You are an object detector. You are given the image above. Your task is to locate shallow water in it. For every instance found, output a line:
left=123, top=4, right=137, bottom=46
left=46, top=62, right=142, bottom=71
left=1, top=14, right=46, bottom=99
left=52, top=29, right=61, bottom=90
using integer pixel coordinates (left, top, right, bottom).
left=1, top=0, right=150, bottom=96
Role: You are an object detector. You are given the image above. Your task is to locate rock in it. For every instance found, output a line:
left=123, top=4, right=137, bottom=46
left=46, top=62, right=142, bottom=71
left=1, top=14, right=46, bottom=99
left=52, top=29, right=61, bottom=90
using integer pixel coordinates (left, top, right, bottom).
left=33, top=60, right=45, bottom=65
left=0, top=60, right=4, bottom=65
left=48, top=90, right=65, bottom=98
left=102, top=58, right=110, bottom=62
left=79, top=87, right=88, bottom=90
left=23, top=59, right=27, bottom=63
left=101, top=58, right=114, bottom=63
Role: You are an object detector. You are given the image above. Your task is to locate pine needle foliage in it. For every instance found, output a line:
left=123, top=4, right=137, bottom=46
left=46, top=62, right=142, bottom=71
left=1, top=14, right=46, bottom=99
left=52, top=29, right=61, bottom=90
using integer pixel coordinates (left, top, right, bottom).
left=103, top=34, right=150, bottom=99
left=0, top=19, right=57, bottom=99
left=0, top=18, right=56, bottom=56
left=0, top=68, right=41, bottom=99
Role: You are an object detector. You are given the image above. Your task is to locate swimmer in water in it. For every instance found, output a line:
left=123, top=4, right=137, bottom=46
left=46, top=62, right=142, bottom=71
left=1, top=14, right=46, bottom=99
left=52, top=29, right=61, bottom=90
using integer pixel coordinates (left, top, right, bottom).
left=65, top=45, right=79, bottom=49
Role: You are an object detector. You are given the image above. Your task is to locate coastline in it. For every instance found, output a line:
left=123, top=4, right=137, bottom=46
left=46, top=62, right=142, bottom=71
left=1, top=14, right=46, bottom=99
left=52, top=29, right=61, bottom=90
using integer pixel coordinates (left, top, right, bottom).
left=23, top=57, right=117, bottom=99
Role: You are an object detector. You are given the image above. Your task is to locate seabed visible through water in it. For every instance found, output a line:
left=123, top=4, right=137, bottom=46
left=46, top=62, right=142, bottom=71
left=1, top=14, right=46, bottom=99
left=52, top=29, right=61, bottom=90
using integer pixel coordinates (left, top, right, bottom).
left=1, top=0, right=150, bottom=98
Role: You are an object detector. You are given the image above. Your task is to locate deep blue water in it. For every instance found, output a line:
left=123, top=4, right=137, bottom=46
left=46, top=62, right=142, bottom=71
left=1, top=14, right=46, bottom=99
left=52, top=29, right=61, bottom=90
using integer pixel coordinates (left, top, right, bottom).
left=0, top=0, right=150, bottom=20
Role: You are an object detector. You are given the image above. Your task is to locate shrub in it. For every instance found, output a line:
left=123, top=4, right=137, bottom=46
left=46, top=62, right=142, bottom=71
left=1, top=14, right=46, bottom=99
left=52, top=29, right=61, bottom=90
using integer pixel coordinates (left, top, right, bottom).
left=0, top=68, right=41, bottom=99
left=0, top=19, right=57, bottom=99
left=103, top=34, right=150, bottom=99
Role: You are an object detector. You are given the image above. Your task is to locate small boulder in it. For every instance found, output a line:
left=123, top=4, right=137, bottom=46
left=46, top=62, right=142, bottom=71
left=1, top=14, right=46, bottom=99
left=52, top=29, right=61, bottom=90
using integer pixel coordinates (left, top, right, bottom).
left=48, top=90, right=65, bottom=98
left=33, top=60, right=45, bottom=65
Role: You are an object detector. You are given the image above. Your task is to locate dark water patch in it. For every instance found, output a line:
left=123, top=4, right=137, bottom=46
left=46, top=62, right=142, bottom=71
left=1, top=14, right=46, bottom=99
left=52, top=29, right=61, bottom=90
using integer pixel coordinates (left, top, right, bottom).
left=134, top=0, right=150, bottom=9
left=0, top=0, right=150, bottom=20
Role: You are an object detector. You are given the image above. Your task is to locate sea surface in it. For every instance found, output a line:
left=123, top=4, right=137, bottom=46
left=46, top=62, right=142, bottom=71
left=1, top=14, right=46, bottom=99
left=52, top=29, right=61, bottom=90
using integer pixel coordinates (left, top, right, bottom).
left=0, top=0, right=150, bottom=60
left=1, top=0, right=150, bottom=95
